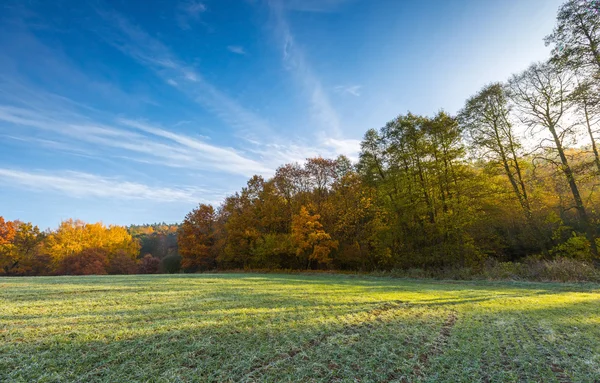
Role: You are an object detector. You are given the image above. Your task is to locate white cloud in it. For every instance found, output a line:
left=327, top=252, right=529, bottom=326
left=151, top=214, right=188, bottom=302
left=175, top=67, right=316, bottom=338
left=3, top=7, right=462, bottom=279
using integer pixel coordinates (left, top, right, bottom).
left=118, top=119, right=272, bottom=174
left=245, top=134, right=361, bottom=168
left=334, top=85, right=361, bottom=97
left=180, top=0, right=206, bottom=15
left=183, top=70, right=198, bottom=82
left=321, top=136, right=361, bottom=161
left=94, top=4, right=362, bottom=162
left=227, top=45, right=247, bottom=55
left=94, top=8, right=273, bottom=138
left=0, top=105, right=271, bottom=177
left=269, top=0, right=342, bottom=136
left=0, top=4, right=365, bottom=202
left=0, top=168, right=210, bottom=203
left=176, top=1, right=207, bottom=30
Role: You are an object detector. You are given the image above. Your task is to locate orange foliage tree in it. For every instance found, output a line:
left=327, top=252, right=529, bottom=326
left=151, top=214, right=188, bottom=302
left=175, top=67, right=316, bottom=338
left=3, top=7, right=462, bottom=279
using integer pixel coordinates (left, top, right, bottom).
left=56, top=248, right=109, bottom=275
left=291, top=205, right=338, bottom=269
left=107, top=251, right=139, bottom=275
left=138, top=254, right=160, bottom=274
left=0, top=217, right=17, bottom=274
left=178, top=204, right=216, bottom=271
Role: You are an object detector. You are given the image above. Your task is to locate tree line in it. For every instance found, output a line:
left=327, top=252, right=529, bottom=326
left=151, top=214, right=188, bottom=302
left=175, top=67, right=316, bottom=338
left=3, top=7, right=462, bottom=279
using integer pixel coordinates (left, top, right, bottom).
left=1, top=0, right=599, bottom=277
left=178, top=0, right=600, bottom=272
left=0, top=219, right=182, bottom=275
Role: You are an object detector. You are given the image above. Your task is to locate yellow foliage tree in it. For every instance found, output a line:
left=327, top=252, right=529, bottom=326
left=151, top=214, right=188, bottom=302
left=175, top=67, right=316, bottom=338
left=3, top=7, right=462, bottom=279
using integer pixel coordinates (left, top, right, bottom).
left=44, top=219, right=140, bottom=264
left=291, top=206, right=338, bottom=269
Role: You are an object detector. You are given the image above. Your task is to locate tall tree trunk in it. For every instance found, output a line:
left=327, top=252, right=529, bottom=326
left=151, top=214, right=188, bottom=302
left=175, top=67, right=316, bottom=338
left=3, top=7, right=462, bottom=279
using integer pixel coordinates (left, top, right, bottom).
left=583, top=101, right=600, bottom=175
left=415, top=158, right=435, bottom=224
left=507, top=138, right=531, bottom=210
left=497, top=138, right=531, bottom=218
left=548, top=122, right=599, bottom=261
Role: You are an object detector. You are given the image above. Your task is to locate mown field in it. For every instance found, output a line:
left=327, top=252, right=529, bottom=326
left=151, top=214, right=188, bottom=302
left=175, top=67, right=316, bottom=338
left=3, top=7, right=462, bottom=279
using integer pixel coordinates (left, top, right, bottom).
left=0, top=274, right=599, bottom=382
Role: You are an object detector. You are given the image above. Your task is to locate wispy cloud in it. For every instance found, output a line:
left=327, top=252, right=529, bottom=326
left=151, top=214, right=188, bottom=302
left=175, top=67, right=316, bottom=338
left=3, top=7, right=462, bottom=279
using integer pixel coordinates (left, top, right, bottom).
left=94, top=6, right=273, bottom=138
left=0, top=168, right=210, bottom=203
left=0, top=2, right=362, bottom=199
left=2, top=134, right=87, bottom=154
left=227, top=45, right=247, bottom=55
left=321, top=136, right=361, bottom=160
left=92, top=3, right=361, bottom=162
left=269, top=0, right=342, bottom=136
left=245, top=134, right=361, bottom=167
left=180, top=0, right=206, bottom=15
left=176, top=0, right=207, bottom=30
left=334, top=85, right=361, bottom=97
left=118, top=119, right=271, bottom=174
left=0, top=104, right=271, bottom=177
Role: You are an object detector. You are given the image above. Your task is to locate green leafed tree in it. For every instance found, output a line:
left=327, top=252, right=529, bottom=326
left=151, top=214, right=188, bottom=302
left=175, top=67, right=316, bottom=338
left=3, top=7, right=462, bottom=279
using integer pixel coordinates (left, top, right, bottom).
left=546, top=0, right=600, bottom=72
left=509, top=61, right=599, bottom=263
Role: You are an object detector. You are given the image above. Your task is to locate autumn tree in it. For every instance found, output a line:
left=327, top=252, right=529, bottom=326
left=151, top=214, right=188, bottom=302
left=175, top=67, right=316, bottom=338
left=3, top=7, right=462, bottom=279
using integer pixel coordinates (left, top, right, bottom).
left=107, top=252, right=138, bottom=274
left=129, top=223, right=180, bottom=260
left=0, top=217, right=16, bottom=245
left=305, top=157, right=338, bottom=206
left=219, top=194, right=261, bottom=268
left=358, top=111, right=484, bottom=267
left=44, top=219, right=140, bottom=265
left=460, top=83, right=532, bottom=218
left=56, top=248, right=109, bottom=275
left=330, top=172, right=391, bottom=270
left=178, top=204, right=217, bottom=271
left=0, top=217, right=17, bottom=274
left=273, top=163, right=311, bottom=224
left=137, top=254, right=161, bottom=274
left=291, top=205, right=338, bottom=269
left=509, top=62, right=599, bottom=262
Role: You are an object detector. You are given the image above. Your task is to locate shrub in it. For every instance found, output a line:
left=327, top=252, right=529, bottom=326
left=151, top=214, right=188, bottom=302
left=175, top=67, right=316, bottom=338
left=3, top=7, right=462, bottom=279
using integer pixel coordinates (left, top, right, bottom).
left=482, top=259, right=522, bottom=280
left=161, top=254, right=182, bottom=274
left=107, top=252, right=138, bottom=275
left=56, top=248, right=108, bottom=275
left=138, top=254, right=160, bottom=274
left=21, top=254, right=53, bottom=276
left=520, top=257, right=598, bottom=282
left=550, top=234, right=591, bottom=260
left=251, top=233, right=295, bottom=269
left=380, top=257, right=599, bottom=283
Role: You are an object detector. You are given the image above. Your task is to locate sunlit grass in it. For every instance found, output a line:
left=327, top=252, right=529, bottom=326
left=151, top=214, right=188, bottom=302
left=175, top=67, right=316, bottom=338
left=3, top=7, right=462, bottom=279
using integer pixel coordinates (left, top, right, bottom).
left=1, top=274, right=599, bottom=382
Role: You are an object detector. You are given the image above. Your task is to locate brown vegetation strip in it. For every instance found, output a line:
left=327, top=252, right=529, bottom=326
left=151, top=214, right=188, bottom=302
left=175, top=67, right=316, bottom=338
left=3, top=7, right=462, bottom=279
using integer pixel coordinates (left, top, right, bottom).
left=238, top=301, right=406, bottom=382
left=411, top=311, right=458, bottom=379
left=498, top=342, right=512, bottom=372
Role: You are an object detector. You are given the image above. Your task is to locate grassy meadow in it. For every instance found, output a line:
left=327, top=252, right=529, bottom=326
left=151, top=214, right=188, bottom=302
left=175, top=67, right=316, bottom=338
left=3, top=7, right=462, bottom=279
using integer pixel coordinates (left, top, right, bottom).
left=1, top=274, right=599, bottom=382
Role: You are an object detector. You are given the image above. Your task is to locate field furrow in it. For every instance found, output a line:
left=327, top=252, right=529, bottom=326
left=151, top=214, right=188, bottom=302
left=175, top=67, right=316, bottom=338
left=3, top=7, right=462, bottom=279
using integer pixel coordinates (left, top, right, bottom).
left=0, top=274, right=598, bottom=382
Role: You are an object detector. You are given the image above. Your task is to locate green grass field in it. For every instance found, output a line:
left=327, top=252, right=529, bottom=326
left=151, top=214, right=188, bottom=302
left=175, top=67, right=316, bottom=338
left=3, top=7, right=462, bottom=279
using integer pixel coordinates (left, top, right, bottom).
left=1, top=274, right=599, bottom=382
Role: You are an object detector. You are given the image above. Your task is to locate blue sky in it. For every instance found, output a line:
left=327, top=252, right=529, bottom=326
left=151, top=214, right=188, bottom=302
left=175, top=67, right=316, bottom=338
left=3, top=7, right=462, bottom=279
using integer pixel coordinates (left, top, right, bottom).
left=0, top=0, right=563, bottom=229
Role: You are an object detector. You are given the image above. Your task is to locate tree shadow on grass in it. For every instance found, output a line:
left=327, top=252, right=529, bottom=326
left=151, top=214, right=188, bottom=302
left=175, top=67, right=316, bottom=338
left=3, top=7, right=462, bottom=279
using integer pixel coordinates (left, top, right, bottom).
left=2, top=298, right=598, bottom=383
left=2, top=275, right=599, bottom=382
